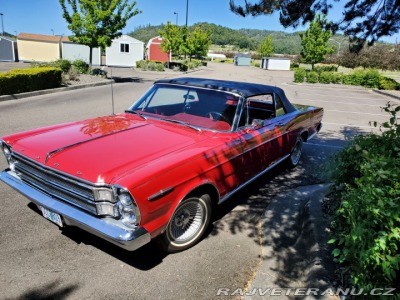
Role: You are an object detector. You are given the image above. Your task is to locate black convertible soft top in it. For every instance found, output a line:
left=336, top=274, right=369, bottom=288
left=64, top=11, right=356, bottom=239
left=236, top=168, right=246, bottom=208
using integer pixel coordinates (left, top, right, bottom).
left=155, top=77, right=296, bottom=113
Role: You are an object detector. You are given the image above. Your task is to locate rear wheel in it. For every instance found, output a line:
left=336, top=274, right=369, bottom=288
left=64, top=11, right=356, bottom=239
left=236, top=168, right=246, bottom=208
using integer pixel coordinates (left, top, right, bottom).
left=158, top=193, right=212, bottom=253
left=287, top=136, right=303, bottom=168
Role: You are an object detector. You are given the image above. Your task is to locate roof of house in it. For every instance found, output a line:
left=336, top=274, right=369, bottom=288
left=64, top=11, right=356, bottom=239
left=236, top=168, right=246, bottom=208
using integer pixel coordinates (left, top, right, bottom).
left=17, top=33, right=70, bottom=43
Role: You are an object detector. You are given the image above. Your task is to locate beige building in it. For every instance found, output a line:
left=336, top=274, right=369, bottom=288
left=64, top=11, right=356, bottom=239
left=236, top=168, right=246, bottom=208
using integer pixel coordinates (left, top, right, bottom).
left=17, top=33, right=69, bottom=62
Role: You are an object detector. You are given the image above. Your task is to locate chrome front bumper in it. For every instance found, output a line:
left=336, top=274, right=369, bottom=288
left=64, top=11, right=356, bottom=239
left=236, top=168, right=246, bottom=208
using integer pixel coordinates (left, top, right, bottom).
left=0, top=170, right=151, bottom=251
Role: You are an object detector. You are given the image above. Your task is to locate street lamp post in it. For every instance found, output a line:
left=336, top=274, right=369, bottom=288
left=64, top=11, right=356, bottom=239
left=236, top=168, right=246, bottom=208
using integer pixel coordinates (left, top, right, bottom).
left=51, top=29, right=54, bottom=36
left=174, top=12, right=178, bottom=25
left=0, top=13, right=4, bottom=36
left=185, top=0, right=188, bottom=27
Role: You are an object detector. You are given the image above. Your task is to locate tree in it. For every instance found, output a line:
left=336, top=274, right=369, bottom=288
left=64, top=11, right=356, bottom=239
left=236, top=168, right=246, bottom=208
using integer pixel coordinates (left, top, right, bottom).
left=258, top=36, right=274, bottom=57
left=59, top=0, right=141, bottom=65
left=159, top=22, right=184, bottom=57
left=186, top=26, right=212, bottom=59
left=300, top=15, right=334, bottom=69
left=229, top=0, right=400, bottom=48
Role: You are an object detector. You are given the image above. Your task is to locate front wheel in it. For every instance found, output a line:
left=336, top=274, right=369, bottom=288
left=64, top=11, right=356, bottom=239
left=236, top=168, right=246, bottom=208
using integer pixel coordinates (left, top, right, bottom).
left=158, top=193, right=212, bottom=253
left=287, top=136, right=303, bottom=168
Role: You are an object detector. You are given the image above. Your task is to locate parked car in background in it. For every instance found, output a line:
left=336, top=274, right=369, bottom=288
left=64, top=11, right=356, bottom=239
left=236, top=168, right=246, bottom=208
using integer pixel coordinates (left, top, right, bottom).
left=0, top=78, right=323, bottom=253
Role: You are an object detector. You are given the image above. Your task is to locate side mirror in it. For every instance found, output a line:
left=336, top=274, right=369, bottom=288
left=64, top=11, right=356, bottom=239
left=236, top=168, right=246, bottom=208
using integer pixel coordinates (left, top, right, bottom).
left=251, top=119, right=264, bottom=129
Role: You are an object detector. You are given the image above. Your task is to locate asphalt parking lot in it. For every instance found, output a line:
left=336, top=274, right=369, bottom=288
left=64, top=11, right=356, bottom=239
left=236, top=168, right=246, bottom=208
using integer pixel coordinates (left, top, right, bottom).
left=0, top=62, right=397, bottom=299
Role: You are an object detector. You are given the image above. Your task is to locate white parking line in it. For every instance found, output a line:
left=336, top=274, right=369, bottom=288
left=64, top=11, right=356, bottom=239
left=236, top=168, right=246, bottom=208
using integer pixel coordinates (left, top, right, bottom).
left=324, top=109, right=387, bottom=116
left=323, top=122, right=376, bottom=128
left=304, top=142, right=344, bottom=149
left=295, top=98, right=383, bottom=107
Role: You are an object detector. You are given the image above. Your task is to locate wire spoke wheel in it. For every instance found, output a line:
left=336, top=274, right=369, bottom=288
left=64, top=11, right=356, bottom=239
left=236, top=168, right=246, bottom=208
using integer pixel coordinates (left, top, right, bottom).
left=159, top=193, right=212, bottom=252
left=288, top=137, right=303, bottom=168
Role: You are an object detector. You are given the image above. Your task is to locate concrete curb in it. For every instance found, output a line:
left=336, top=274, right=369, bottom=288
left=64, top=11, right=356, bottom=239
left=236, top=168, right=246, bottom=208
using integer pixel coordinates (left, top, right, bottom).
left=245, top=183, right=337, bottom=300
left=372, top=89, right=400, bottom=102
left=0, top=80, right=114, bottom=102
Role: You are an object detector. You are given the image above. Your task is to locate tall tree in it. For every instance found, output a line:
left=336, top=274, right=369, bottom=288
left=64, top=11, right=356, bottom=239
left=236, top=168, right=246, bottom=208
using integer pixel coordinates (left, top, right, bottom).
left=258, top=36, right=274, bottom=57
left=300, top=15, right=334, bottom=69
left=159, top=21, right=184, bottom=57
left=59, top=0, right=141, bottom=65
left=229, top=0, right=400, bottom=48
left=186, top=26, right=212, bottom=59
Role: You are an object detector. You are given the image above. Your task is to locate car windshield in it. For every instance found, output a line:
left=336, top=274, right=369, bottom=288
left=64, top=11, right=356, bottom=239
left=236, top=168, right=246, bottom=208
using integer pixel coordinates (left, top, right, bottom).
left=128, top=84, right=240, bottom=131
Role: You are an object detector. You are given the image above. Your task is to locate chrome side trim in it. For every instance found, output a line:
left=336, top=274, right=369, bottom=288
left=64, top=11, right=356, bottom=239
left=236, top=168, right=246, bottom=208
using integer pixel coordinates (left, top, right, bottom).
left=0, top=170, right=151, bottom=251
left=218, top=154, right=290, bottom=204
left=307, top=123, right=322, bottom=141
left=148, top=187, right=175, bottom=202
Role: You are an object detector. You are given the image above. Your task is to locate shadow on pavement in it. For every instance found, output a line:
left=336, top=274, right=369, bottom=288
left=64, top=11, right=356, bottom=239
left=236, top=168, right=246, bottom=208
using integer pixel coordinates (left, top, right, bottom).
left=16, top=280, right=79, bottom=300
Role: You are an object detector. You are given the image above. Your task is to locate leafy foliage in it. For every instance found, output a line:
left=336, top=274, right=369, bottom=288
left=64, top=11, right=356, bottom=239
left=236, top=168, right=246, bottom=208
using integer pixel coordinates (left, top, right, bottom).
left=258, top=36, right=274, bottom=57
left=293, top=68, right=306, bottom=83
left=229, top=0, right=400, bottom=47
left=72, top=59, right=89, bottom=74
left=300, top=15, right=334, bottom=69
left=158, top=22, right=184, bottom=56
left=31, top=59, right=72, bottom=73
left=305, top=71, right=319, bottom=83
left=59, top=0, right=140, bottom=64
left=329, top=103, right=400, bottom=293
left=0, top=67, right=62, bottom=95
left=159, top=23, right=212, bottom=59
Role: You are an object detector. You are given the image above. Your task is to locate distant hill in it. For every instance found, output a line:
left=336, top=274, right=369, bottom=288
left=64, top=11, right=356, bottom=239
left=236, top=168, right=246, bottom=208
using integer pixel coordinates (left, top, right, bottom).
left=127, top=22, right=352, bottom=55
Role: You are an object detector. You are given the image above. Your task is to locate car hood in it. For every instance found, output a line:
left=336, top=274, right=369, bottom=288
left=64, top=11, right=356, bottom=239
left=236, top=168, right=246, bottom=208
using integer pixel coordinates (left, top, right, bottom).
left=7, top=114, right=210, bottom=184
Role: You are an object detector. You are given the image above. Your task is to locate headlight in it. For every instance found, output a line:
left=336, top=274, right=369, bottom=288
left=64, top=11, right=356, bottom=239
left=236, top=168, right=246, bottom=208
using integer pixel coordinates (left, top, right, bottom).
left=116, top=188, right=141, bottom=228
left=0, top=140, right=15, bottom=171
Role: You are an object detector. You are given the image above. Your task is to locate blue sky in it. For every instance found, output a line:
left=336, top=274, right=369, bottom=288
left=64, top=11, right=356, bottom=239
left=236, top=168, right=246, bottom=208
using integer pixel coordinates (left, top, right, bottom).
left=0, top=0, right=399, bottom=43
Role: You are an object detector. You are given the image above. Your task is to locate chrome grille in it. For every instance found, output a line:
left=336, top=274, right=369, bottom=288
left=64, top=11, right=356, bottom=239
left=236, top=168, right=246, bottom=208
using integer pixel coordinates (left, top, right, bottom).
left=12, top=153, right=97, bottom=214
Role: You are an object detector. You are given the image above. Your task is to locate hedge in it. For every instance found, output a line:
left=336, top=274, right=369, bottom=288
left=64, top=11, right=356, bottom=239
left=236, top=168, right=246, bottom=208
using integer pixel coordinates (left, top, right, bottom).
left=0, top=67, right=62, bottom=95
left=293, top=67, right=400, bottom=90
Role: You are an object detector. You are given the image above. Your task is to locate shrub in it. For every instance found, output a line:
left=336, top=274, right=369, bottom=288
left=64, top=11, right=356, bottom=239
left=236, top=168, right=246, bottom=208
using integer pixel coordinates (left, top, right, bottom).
left=55, top=59, right=72, bottom=73
left=72, top=59, right=89, bottom=74
left=314, top=64, right=339, bottom=73
left=362, top=69, right=382, bottom=88
left=379, top=77, right=400, bottom=90
left=135, top=60, right=165, bottom=71
left=91, top=68, right=107, bottom=77
left=306, top=71, right=319, bottom=83
left=294, top=68, right=306, bottom=83
left=0, top=67, right=62, bottom=95
left=290, top=62, right=300, bottom=69
left=329, top=103, right=400, bottom=295
left=330, top=72, right=342, bottom=84
left=319, top=71, right=333, bottom=84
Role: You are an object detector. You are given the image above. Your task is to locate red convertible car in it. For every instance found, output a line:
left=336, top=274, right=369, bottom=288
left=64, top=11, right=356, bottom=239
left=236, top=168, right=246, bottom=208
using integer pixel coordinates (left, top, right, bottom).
left=0, top=78, right=323, bottom=252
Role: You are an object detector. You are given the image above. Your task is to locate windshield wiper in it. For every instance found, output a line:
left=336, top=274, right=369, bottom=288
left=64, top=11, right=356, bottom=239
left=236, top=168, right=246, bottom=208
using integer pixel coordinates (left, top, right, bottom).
left=160, top=118, right=201, bottom=132
left=125, top=109, right=147, bottom=120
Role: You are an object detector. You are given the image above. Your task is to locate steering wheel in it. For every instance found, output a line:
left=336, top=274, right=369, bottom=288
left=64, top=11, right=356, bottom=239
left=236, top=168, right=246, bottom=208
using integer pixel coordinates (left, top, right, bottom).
left=205, top=111, right=230, bottom=123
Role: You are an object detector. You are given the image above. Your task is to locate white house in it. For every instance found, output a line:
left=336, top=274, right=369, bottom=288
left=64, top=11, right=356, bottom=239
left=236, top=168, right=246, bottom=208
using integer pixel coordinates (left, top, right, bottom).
left=61, top=40, right=101, bottom=65
left=105, top=35, right=144, bottom=67
left=260, top=57, right=291, bottom=71
left=0, top=36, right=18, bottom=62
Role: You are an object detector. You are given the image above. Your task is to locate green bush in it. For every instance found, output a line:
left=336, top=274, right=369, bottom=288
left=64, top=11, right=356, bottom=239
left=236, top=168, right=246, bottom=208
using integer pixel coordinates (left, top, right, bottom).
left=0, top=67, right=62, bottom=95
left=72, top=59, right=89, bottom=74
left=379, top=77, right=400, bottom=90
left=330, top=72, right=342, bottom=84
left=55, top=59, right=72, bottom=73
left=135, top=60, right=165, bottom=72
left=319, top=72, right=333, bottom=84
left=290, top=62, right=300, bottom=69
left=314, top=64, right=339, bottom=73
left=306, top=71, right=319, bottom=83
left=31, top=59, right=72, bottom=73
left=294, top=68, right=306, bottom=83
left=329, top=103, right=400, bottom=294
left=362, top=69, right=382, bottom=88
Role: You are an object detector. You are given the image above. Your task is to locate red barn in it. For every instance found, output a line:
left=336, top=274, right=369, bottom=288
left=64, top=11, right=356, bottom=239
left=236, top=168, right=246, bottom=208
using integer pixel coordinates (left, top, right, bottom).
left=146, top=36, right=171, bottom=62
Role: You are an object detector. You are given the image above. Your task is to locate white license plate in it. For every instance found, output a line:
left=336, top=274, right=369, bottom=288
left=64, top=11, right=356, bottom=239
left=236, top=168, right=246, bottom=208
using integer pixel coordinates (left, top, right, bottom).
left=39, top=206, right=63, bottom=227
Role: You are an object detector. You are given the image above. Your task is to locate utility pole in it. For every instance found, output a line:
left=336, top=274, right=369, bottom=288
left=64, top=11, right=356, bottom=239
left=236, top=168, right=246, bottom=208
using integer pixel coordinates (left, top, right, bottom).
left=174, top=12, right=178, bottom=25
left=0, top=13, right=4, bottom=36
left=185, top=0, right=188, bottom=27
